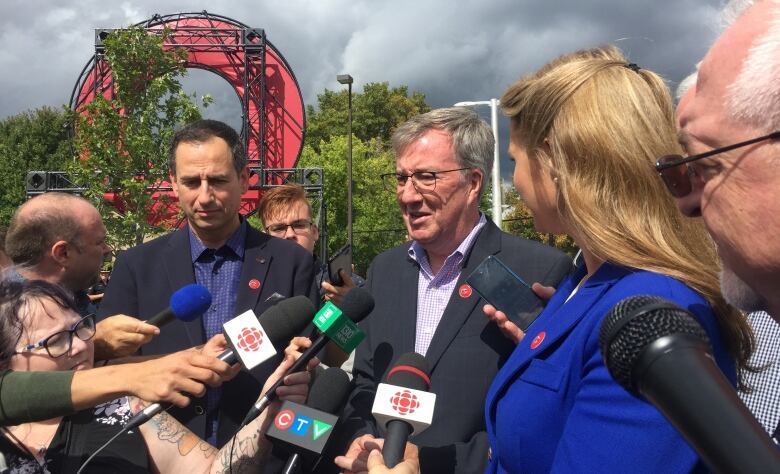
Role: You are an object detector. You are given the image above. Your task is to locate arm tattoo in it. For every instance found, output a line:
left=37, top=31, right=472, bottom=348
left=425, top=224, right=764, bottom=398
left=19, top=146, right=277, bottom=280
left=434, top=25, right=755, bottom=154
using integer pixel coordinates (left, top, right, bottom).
left=214, top=425, right=271, bottom=474
left=131, top=397, right=218, bottom=460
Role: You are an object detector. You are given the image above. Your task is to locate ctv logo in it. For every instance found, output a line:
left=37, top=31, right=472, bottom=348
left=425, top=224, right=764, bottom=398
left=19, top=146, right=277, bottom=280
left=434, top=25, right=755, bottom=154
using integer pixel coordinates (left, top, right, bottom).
left=390, top=389, right=420, bottom=416
left=237, top=326, right=264, bottom=352
left=274, top=409, right=333, bottom=440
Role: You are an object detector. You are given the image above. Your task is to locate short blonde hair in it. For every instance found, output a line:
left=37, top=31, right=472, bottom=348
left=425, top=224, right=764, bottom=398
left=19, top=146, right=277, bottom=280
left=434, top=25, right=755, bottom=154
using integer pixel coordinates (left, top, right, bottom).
left=257, top=184, right=313, bottom=228
left=502, top=45, right=753, bottom=375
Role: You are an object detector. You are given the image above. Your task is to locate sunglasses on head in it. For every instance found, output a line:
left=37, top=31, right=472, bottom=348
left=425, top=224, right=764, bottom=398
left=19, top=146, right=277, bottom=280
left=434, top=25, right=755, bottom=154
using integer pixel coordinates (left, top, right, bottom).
left=655, top=130, right=780, bottom=197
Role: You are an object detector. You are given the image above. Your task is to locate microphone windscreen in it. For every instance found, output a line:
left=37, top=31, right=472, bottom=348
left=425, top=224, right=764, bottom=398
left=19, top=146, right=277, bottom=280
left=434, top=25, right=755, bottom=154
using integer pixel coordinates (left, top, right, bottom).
left=169, top=284, right=212, bottom=322
left=258, top=295, right=317, bottom=345
left=339, top=287, right=375, bottom=324
left=385, top=352, right=431, bottom=391
left=598, top=295, right=710, bottom=391
left=307, top=367, right=351, bottom=413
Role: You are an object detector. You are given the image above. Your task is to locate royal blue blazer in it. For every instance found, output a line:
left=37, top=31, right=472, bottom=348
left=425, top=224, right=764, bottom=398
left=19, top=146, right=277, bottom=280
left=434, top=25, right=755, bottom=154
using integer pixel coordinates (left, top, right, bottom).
left=484, top=262, right=735, bottom=473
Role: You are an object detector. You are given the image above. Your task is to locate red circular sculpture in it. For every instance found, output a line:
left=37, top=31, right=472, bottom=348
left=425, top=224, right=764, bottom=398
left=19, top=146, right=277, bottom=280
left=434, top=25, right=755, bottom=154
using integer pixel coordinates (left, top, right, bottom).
left=70, top=12, right=305, bottom=223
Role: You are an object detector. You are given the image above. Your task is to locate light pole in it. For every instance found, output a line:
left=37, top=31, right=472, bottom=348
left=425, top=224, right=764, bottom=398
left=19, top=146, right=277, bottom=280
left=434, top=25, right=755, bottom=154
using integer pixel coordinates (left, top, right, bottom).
left=337, top=74, right=354, bottom=251
left=454, top=99, right=502, bottom=228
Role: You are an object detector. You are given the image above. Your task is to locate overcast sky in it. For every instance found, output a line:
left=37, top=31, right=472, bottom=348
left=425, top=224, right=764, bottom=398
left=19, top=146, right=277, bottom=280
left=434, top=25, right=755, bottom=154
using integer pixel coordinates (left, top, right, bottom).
left=0, top=0, right=727, bottom=177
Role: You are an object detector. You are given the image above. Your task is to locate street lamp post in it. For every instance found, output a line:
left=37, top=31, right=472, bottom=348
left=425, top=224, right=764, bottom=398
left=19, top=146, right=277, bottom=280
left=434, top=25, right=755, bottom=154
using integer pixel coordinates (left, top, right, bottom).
left=337, top=74, right=354, bottom=251
left=454, top=99, right=502, bottom=228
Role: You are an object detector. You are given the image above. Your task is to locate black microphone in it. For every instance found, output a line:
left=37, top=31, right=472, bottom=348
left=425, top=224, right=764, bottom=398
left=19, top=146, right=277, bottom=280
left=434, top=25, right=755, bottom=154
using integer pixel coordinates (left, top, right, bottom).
left=599, top=295, right=780, bottom=474
left=145, top=283, right=211, bottom=327
left=374, top=352, right=433, bottom=468
left=241, top=287, right=374, bottom=426
left=217, top=296, right=316, bottom=365
left=263, top=367, right=352, bottom=474
left=123, top=296, right=316, bottom=432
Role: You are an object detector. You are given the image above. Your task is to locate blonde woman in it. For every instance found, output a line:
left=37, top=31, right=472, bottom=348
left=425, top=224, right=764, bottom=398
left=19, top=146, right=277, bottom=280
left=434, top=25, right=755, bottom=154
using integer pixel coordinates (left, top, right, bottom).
left=483, top=46, right=753, bottom=473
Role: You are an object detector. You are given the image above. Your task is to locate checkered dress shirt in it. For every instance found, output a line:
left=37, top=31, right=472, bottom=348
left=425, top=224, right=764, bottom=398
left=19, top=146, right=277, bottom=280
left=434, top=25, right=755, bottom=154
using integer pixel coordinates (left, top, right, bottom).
left=739, top=310, right=780, bottom=443
left=409, top=214, right=487, bottom=356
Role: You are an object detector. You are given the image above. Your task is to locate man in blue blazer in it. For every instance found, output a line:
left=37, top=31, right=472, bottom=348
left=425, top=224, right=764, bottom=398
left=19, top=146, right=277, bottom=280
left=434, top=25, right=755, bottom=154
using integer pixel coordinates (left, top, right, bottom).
left=98, top=119, right=316, bottom=447
left=333, top=108, right=572, bottom=474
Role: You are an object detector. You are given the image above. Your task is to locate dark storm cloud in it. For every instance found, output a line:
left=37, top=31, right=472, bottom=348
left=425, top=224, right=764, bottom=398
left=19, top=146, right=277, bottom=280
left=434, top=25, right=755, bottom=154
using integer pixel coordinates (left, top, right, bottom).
left=0, top=0, right=723, bottom=121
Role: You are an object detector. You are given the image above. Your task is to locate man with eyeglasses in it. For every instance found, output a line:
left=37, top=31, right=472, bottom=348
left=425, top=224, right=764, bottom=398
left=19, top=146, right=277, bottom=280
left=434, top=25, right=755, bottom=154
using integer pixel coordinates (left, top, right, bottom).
left=657, top=0, right=780, bottom=326
left=97, top=119, right=316, bottom=449
left=333, top=108, right=572, bottom=474
left=257, top=183, right=365, bottom=303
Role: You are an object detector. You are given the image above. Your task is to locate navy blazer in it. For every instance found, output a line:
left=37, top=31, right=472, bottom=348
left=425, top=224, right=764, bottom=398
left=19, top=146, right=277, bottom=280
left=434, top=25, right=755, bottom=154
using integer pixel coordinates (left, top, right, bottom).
left=98, top=223, right=316, bottom=446
left=485, top=262, right=736, bottom=473
left=336, top=220, right=573, bottom=474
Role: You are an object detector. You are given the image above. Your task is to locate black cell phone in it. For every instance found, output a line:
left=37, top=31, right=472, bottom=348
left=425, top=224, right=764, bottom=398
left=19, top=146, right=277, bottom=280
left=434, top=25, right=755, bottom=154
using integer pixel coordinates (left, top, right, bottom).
left=465, top=255, right=545, bottom=331
left=327, top=244, right=352, bottom=286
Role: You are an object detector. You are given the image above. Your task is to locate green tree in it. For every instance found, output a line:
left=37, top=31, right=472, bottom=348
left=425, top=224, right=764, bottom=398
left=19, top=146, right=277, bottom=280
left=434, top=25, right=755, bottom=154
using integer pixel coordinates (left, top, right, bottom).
left=0, top=107, right=73, bottom=224
left=300, top=82, right=431, bottom=272
left=503, top=187, right=578, bottom=256
left=305, top=82, right=429, bottom=151
left=69, top=26, right=208, bottom=249
left=299, top=136, right=405, bottom=274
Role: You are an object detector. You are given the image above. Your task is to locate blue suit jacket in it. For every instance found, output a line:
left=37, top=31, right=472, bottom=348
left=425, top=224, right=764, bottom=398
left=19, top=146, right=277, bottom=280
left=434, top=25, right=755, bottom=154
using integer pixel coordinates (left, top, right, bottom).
left=485, top=263, right=735, bottom=474
left=98, top=223, right=316, bottom=446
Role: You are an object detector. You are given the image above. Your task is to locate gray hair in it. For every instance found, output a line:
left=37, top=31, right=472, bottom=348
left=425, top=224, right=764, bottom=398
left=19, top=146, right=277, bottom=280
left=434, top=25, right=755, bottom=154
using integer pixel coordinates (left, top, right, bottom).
left=727, top=2, right=780, bottom=132
left=391, top=107, right=494, bottom=198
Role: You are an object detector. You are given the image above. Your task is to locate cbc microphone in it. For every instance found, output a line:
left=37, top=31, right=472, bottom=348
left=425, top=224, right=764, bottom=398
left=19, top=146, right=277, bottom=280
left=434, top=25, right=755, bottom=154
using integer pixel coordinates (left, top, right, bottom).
left=241, top=287, right=374, bottom=427
left=599, top=295, right=780, bottom=474
left=145, top=283, right=211, bottom=327
left=265, top=367, right=352, bottom=474
left=123, top=296, right=316, bottom=432
left=373, top=352, right=436, bottom=468
left=218, top=295, right=316, bottom=367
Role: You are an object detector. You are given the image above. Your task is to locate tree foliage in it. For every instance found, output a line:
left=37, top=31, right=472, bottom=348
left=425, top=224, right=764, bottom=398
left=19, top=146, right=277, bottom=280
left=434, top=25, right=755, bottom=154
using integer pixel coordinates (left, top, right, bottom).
left=299, top=82, right=429, bottom=273
left=502, top=186, right=578, bottom=256
left=0, top=107, right=73, bottom=225
left=304, top=82, right=429, bottom=151
left=69, top=26, right=208, bottom=249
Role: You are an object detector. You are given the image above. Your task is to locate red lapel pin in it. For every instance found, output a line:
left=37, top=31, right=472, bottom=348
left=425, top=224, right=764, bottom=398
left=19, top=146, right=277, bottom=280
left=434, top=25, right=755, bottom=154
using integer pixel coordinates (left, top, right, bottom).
left=458, top=284, right=472, bottom=299
left=530, top=331, right=546, bottom=350
left=248, top=278, right=261, bottom=290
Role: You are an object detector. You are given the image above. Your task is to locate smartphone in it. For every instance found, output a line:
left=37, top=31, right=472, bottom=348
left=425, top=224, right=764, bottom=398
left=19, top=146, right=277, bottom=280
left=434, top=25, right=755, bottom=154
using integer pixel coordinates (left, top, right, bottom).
left=465, top=255, right=545, bottom=331
left=327, top=244, right=352, bottom=286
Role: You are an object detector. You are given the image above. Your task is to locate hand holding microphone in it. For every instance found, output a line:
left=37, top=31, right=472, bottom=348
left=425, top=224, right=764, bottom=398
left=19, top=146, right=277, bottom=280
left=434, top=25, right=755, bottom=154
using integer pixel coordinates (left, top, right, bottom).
left=124, top=294, right=316, bottom=432
left=94, top=284, right=212, bottom=361
left=241, top=287, right=375, bottom=427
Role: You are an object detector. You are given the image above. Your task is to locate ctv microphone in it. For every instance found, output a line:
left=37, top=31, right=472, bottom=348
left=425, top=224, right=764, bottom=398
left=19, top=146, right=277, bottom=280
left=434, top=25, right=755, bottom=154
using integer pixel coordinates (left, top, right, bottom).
left=599, top=295, right=780, bottom=474
left=373, top=352, right=436, bottom=468
left=241, top=287, right=374, bottom=426
left=124, top=296, right=316, bottom=432
left=265, top=367, right=352, bottom=474
left=145, top=283, right=211, bottom=327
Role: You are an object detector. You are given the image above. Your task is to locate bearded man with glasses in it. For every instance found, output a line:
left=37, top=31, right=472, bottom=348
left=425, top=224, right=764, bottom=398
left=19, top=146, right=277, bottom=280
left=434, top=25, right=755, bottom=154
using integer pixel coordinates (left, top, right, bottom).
left=660, top=0, right=780, bottom=325
left=332, top=107, right=572, bottom=474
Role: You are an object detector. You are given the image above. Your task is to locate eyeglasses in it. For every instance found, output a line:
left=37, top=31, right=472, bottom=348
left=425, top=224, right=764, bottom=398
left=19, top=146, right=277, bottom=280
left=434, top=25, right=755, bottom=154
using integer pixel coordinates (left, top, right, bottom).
left=265, top=220, right=313, bottom=236
left=14, top=313, right=96, bottom=358
left=656, top=131, right=780, bottom=197
left=380, top=167, right=470, bottom=193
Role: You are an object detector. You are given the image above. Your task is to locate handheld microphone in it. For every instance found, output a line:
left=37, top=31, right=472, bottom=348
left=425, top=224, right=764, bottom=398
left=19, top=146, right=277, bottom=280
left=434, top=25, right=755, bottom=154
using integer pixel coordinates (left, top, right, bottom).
left=145, top=283, right=211, bottom=327
left=123, top=296, right=316, bottom=432
left=372, top=352, right=436, bottom=468
left=265, top=367, right=352, bottom=474
left=241, top=287, right=374, bottom=426
left=599, top=295, right=780, bottom=474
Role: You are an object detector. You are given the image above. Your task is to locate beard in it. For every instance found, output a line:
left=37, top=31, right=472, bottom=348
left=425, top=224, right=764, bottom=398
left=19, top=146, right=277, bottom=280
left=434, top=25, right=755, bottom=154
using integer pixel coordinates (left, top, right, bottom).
left=720, top=267, right=768, bottom=313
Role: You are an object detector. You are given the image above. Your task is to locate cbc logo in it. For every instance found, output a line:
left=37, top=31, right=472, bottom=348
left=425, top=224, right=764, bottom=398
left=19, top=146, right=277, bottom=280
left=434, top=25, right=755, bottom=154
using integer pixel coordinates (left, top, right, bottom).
left=390, top=389, right=420, bottom=416
left=237, top=326, right=264, bottom=352
left=274, top=409, right=333, bottom=440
